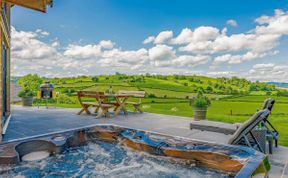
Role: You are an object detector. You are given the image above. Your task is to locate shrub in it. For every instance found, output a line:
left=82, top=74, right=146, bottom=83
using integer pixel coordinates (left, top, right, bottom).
left=92, top=76, right=99, bottom=82
left=147, top=93, right=156, bottom=98
left=192, top=92, right=211, bottom=108
left=18, top=89, right=34, bottom=97
left=17, top=74, right=42, bottom=96
left=57, top=94, right=76, bottom=104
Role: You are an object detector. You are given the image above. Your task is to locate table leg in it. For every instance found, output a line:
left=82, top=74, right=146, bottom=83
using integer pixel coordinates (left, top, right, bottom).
left=119, top=97, right=128, bottom=116
left=77, top=105, right=91, bottom=115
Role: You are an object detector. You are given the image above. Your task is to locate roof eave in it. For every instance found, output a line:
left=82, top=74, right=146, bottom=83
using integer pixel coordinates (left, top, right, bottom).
left=1, top=0, right=53, bottom=13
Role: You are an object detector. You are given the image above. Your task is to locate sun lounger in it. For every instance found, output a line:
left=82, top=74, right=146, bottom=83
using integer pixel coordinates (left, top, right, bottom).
left=191, top=109, right=270, bottom=153
left=190, top=99, right=279, bottom=153
left=227, top=109, right=270, bottom=152
left=261, top=98, right=279, bottom=153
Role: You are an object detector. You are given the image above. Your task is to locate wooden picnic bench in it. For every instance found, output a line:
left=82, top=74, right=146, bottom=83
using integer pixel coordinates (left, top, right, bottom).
left=118, top=90, right=145, bottom=113
left=77, top=91, right=115, bottom=118
left=77, top=91, right=100, bottom=115
left=77, top=91, right=135, bottom=118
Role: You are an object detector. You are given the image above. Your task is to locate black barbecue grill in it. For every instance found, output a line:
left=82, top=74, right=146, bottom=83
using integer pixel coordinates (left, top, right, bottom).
left=39, top=82, right=54, bottom=99
left=37, top=82, right=57, bottom=108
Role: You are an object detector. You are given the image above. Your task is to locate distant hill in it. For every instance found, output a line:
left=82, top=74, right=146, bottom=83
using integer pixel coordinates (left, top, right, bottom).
left=28, top=74, right=281, bottom=96
left=268, top=82, right=288, bottom=88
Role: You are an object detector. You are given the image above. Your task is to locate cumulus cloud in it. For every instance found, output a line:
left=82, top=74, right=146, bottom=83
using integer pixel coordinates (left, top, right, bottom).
left=36, top=29, right=50, bottom=36
left=248, top=63, right=288, bottom=81
left=149, top=44, right=176, bottom=61
left=142, top=31, right=173, bottom=44
left=170, top=28, right=194, bottom=45
left=254, top=9, right=288, bottom=35
left=99, top=48, right=149, bottom=67
left=226, top=19, right=238, bottom=27
left=213, top=51, right=273, bottom=64
left=172, top=55, right=210, bottom=68
left=64, top=40, right=114, bottom=59
left=206, top=63, right=288, bottom=82
left=178, top=10, right=287, bottom=64
left=143, top=36, right=155, bottom=44
left=154, top=30, right=173, bottom=44
left=11, top=27, right=58, bottom=60
left=64, top=44, right=102, bottom=58
left=172, top=26, right=220, bottom=45
left=252, top=63, right=275, bottom=70
left=11, top=27, right=96, bottom=77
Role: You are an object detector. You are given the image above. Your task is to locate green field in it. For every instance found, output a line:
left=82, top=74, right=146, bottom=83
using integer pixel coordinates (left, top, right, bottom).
left=17, top=74, right=288, bottom=146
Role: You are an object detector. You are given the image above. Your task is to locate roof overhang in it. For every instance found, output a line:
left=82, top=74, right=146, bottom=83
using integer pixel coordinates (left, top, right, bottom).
left=0, top=0, right=53, bottom=12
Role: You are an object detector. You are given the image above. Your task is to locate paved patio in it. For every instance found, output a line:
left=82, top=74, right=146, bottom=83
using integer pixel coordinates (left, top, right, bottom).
left=2, top=105, right=288, bottom=177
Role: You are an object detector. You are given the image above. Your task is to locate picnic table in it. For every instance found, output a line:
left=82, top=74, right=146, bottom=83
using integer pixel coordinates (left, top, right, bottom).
left=77, top=91, right=133, bottom=118
left=100, top=93, right=132, bottom=117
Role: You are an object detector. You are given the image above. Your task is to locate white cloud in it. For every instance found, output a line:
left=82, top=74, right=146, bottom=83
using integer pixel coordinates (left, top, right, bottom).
left=255, top=10, right=288, bottom=35
left=143, top=36, right=155, bottom=44
left=99, top=48, right=148, bottom=67
left=207, top=63, right=288, bottom=82
left=226, top=19, right=238, bottom=27
left=148, top=44, right=176, bottom=61
left=193, top=26, right=220, bottom=41
left=99, top=40, right=114, bottom=49
left=63, top=40, right=114, bottom=59
left=248, top=63, right=288, bottom=82
left=172, top=55, right=210, bottom=68
left=172, top=26, right=220, bottom=45
left=213, top=51, right=271, bottom=64
left=252, top=63, right=275, bottom=70
left=36, top=29, right=50, bottom=36
left=11, top=27, right=57, bottom=60
left=64, top=44, right=102, bottom=58
left=170, top=28, right=193, bottom=45
left=154, top=30, right=173, bottom=44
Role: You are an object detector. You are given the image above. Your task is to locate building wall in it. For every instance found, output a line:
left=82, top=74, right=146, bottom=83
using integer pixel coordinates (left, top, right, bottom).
left=0, top=2, right=11, bottom=139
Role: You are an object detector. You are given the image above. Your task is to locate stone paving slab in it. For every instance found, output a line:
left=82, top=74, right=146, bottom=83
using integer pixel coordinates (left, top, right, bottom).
left=3, top=105, right=288, bottom=177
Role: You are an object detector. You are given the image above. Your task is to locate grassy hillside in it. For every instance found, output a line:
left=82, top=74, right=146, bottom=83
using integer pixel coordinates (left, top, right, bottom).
left=41, top=73, right=282, bottom=97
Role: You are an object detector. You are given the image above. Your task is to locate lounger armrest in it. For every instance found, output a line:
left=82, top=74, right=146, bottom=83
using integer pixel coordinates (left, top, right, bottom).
left=190, top=120, right=237, bottom=135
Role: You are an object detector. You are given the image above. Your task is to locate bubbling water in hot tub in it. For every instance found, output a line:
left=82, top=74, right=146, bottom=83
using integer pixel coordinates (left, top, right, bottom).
left=0, top=140, right=231, bottom=177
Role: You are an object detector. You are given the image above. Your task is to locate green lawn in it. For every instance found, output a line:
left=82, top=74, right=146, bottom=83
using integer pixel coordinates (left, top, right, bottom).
left=223, top=95, right=288, bottom=103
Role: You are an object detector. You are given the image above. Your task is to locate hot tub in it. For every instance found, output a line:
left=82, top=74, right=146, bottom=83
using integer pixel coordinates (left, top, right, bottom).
left=0, top=125, right=270, bottom=177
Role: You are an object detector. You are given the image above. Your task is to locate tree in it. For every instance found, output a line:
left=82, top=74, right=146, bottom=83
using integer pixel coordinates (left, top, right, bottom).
left=17, top=74, right=43, bottom=95
left=92, top=76, right=99, bottom=82
left=206, top=86, right=213, bottom=93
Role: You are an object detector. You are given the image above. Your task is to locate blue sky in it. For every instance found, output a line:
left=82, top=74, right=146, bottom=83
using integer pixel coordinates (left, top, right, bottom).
left=11, top=0, right=288, bottom=82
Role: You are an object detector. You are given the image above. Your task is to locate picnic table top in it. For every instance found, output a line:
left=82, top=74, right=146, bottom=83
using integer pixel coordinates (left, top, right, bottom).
left=103, top=93, right=133, bottom=97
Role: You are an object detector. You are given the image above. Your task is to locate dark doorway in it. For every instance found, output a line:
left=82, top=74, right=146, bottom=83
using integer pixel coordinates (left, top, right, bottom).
left=2, top=43, right=8, bottom=127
